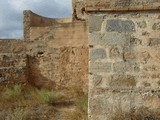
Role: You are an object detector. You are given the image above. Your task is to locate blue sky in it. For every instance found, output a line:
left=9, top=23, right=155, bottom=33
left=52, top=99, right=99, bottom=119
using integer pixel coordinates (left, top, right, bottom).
left=0, top=0, right=72, bottom=39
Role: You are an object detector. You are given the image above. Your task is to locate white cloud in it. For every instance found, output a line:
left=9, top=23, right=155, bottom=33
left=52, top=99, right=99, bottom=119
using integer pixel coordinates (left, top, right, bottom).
left=0, top=0, right=72, bottom=38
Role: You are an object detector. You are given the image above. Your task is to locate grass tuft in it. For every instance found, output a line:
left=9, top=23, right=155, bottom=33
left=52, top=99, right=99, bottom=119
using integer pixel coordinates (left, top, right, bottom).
left=3, top=85, right=22, bottom=101
left=36, top=89, right=63, bottom=105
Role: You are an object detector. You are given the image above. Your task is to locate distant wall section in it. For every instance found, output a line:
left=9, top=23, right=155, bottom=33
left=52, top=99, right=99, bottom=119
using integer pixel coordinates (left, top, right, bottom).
left=0, top=40, right=27, bottom=84
left=24, top=11, right=88, bottom=93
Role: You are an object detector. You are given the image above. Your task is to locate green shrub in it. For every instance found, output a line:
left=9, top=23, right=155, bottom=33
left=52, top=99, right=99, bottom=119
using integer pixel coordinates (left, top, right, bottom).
left=3, top=89, right=14, bottom=101
left=3, top=85, right=22, bottom=101
left=37, top=89, right=61, bottom=105
left=13, top=85, right=22, bottom=96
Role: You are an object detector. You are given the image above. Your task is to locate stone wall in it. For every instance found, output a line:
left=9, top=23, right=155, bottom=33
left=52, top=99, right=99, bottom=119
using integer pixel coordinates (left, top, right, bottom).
left=72, top=0, right=87, bottom=20
left=88, top=7, right=160, bottom=120
left=0, top=10, right=88, bottom=94
left=85, top=0, right=160, bottom=11
left=0, top=40, right=27, bottom=84
left=24, top=11, right=88, bottom=92
left=0, top=1, right=160, bottom=119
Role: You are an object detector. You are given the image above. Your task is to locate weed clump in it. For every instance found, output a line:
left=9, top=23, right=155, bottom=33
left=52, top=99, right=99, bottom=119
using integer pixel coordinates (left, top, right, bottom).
left=37, top=89, right=63, bottom=105
left=3, top=85, right=22, bottom=101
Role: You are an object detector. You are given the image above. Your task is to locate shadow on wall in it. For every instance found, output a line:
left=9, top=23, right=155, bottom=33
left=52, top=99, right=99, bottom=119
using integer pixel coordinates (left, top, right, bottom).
left=27, top=55, right=56, bottom=90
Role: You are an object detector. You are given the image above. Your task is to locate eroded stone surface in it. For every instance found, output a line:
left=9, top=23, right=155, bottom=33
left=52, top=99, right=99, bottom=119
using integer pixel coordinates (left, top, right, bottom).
left=106, top=19, right=135, bottom=33
left=90, top=48, right=107, bottom=61
left=89, top=12, right=160, bottom=119
left=85, top=0, right=160, bottom=11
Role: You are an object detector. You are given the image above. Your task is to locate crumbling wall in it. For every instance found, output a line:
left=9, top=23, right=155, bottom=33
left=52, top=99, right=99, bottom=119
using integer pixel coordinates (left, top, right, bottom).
left=24, top=11, right=88, bottom=93
left=87, top=0, right=160, bottom=120
left=0, top=40, right=27, bottom=84
left=72, top=0, right=87, bottom=20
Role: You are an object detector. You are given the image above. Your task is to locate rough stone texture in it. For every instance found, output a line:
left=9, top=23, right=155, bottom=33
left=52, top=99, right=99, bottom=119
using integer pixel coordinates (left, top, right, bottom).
left=89, top=15, right=104, bottom=33
left=152, top=22, right=160, bottom=30
left=89, top=48, right=107, bottom=61
left=24, top=11, right=88, bottom=92
left=0, top=10, right=88, bottom=94
left=89, top=32, right=131, bottom=46
left=72, top=0, right=87, bottom=20
left=89, top=12, right=160, bottom=119
left=1, top=1, right=160, bottom=120
left=85, top=0, right=160, bottom=11
left=0, top=40, right=27, bottom=84
left=106, top=19, right=135, bottom=33
left=90, top=62, right=112, bottom=74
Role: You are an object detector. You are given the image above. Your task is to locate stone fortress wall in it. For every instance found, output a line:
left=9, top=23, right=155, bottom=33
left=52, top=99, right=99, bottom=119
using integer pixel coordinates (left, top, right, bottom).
left=0, top=5, right=88, bottom=93
left=86, top=0, right=160, bottom=119
left=0, top=0, right=160, bottom=119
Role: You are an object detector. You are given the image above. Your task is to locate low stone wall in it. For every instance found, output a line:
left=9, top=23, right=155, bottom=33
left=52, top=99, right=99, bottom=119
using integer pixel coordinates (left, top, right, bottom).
left=0, top=40, right=27, bottom=84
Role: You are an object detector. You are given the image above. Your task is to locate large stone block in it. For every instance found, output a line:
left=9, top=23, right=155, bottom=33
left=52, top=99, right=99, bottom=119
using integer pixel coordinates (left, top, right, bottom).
left=90, top=62, right=112, bottom=74
left=89, top=33, right=102, bottom=45
left=89, top=15, right=104, bottom=33
left=113, top=61, right=140, bottom=73
left=90, top=48, right=107, bottom=61
left=110, top=74, right=136, bottom=88
left=89, top=32, right=131, bottom=46
left=90, top=74, right=112, bottom=89
left=106, top=19, right=135, bottom=33
left=102, top=33, right=131, bottom=46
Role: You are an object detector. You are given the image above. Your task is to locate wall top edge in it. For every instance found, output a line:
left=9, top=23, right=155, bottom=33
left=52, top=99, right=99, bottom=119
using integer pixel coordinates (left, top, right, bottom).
left=85, top=0, right=160, bottom=12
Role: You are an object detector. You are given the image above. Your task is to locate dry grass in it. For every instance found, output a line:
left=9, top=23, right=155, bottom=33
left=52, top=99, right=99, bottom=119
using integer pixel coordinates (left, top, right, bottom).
left=64, top=95, right=88, bottom=120
left=0, top=84, right=65, bottom=107
left=6, top=107, right=27, bottom=120
left=3, top=85, right=22, bottom=101
left=0, top=84, right=88, bottom=120
left=35, top=89, right=64, bottom=105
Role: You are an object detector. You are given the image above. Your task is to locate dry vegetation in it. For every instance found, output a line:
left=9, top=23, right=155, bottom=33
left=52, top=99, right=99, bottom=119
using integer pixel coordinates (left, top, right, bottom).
left=0, top=84, right=88, bottom=120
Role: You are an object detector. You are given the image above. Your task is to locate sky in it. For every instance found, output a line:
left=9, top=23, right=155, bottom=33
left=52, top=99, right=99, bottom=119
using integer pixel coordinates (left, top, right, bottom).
left=0, top=0, right=72, bottom=39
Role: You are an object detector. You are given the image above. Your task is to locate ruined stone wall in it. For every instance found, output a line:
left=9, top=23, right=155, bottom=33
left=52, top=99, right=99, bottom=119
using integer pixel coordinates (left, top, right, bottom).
left=87, top=0, right=160, bottom=119
left=0, top=40, right=27, bottom=84
left=24, top=11, right=88, bottom=92
left=72, top=0, right=87, bottom=20
left=0, top=9, right=88, bottom=94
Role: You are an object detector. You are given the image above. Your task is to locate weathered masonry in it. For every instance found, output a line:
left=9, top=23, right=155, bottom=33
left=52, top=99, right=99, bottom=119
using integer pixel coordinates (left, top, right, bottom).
left=0, top=4, right=88, bottom=94
left=0, top=0, right=160, bottom=119
left=85, top=0, right=160, bottom=119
